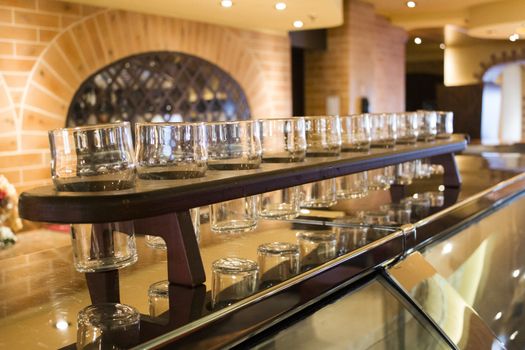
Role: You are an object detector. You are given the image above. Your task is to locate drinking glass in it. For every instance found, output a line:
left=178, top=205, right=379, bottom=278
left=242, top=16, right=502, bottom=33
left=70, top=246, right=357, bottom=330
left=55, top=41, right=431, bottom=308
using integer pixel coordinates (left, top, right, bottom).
left=401, top=196, right=431, bottom=221
left=331, top=217, right=369, bottom=255
left=206, top=120, right=262, bottom=170
left=368, top=168, right=390, bottom=191
left=211, top=257, right=259, bottom=309
left=394, top=162, right=415, bottom=185
left=416, top=110, right=437, bottom=142
left=300, top=179, right=337, bottom=208
left=396, top=112, right=418, bottom=144
left=436, top=111, right=454, bottom=139
left=414, top=159, right=433, bottom=179
left=383, top=166, right=396, bottom=185
left=210, top=196, right=258, bottom=233
left=70, top=221, right=137, bottom=272
left=257, top=242, right=300, bottom=289
left=77, top=303, right=140, bottom=350
left=49, top=122, right=136, bottom=191
left=145, top=207, right=200, bottom=249
left=335, top=172, right=369, bottom=199
left=357, top=210, right=390, bottom=225
left=369, top=113, right=397, bottom=148
left=380, top=203, right=412, bottom=224
left=340, top=114, right=371, bottom=152
left=423, top=191, right=445, bottom=207
left=260, top=118, right=306, bottom=162
left=259, top=187, right=301, bottom=220
left=148, top=280, right=169, bottom=317
left=297, top=231, right=337, bottom=271
left=135, top=122, right=207, bottom=179
left=304, top=116, right=342, bottom=156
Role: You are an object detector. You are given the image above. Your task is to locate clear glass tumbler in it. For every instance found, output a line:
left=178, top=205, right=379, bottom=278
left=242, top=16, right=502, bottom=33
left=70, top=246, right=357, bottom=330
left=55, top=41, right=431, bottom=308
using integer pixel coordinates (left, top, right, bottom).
left=300, top=179, right=337, bottom=208
left=380, top=203, right=412, bottom=225
left=135, top=122, right=207, bottom=179
left=259, top=187, right=301, bottom=220
left=357, top=210, right=391, bottom=225
left=257, top=242, right=300, bottom=289
left=211, top=257, right=259, bottom=309
left=145, top=207, right=200, bottom=249
left=394, top=162, right=415, bottom=185
left=436, top=111, right=454, bottom=139
left=210, top=196, right=258, bottom=233
left=422, top=191, right=445, bottom=207
left=340, top=114, right=371, bottom=152
left=49, top=122, right=136, bottom=191
left=369, top=113, right=397, bottom=148
left=207, top=120, right=262, bottom=170
left=414, top=158, right=433, bottom=179
left=401, top=196, right=431, bottom=221
left=416, top=110, right=437, bottom=142
left=331, top=217, right=369, bottom=255
left=335, top=172, right=369, bottom=199
left=396, top=112, right=418, bottom=144
left=297, top=231, right=337, bottom=271
left=148, top=280, right=169, bottom=318
left=77, top=303, right=140, bottom=350
left=304, top=116, right=342, bottom=156
left=260, top=117, right=306, bottom=162
left=368, top=168, right=390, bottom=191
left=70, top=221, right=137, bottom=272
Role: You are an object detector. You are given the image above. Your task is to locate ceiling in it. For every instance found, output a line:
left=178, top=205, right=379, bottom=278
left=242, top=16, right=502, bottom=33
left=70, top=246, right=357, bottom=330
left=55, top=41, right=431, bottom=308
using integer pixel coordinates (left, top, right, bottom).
left=364, top=0, right=525, bottom=40
left=64, top=0, right=343, bottom=35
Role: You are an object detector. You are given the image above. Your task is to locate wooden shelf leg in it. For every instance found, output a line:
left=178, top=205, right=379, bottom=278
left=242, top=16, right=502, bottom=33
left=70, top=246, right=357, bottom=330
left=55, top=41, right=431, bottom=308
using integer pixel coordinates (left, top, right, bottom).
left=85, top=270, right=120, bottom=304
left=134, top=212, right=205, bottom=287
left=429, top=153, right=462, bottom=187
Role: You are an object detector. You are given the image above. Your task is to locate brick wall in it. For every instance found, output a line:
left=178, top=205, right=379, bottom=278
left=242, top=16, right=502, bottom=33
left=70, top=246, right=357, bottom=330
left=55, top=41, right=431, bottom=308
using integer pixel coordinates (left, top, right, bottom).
left=305, top=0, right=407, bottom=115
left=0, top=0, right=292, bottom=193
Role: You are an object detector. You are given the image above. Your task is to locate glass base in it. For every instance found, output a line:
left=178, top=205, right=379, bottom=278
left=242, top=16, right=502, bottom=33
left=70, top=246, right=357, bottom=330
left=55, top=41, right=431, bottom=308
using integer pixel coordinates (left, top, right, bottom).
left=300, top=200, right=338, bottom=208
left=211, top=220, right=258, bottom=233
left=145, top=235, right=167, bottom=250
left=259, top=209, right=299, bottom=220
left=336, top=191, right=368, bottom=200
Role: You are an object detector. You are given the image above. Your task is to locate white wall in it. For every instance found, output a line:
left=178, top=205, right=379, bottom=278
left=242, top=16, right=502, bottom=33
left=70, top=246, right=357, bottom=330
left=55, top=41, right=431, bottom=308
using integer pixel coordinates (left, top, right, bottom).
left=499, top=63, right=522, bottom=143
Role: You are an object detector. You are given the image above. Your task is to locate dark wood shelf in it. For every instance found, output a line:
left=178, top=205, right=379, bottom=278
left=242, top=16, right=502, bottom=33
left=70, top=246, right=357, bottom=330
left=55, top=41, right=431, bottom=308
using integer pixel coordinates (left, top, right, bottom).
left=18, top=136, right=466, bottom=224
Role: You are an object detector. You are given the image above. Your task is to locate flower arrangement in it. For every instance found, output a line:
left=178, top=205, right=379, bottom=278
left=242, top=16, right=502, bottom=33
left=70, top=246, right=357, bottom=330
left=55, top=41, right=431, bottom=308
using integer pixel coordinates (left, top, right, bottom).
left=0, top=175, right=22, bottom=249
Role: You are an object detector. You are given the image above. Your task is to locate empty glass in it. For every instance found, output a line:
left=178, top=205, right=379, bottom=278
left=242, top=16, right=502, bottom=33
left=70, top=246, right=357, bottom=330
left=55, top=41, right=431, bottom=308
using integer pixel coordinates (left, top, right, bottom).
left=335, top=172, right=369, bottom=199
left=396, top=112, right=418, bottom=144
left=259, top=187, right=301, bottom=220
left=135, top=122, right=207, bottom=179
left=300, top=179, right=337, bottom=208
left=331, top=217, right=369, bottom=255
left=368, top=168, right=390, bottom=191
left=148, top=280, right=169, bottom=317
left=414, top=159, right=433, bottom=179
left=70, top=221, right=137, bottom=272
left=49, top=122, right=136, bottom=191
left=394, top=162, right=415, bottom=185
left=416, top=110, right=437, bottom=142
left=423, top=191, right=445, bottom=207
left=436, top=111, right=454, bottom=139
left=257, top=242, right=300, bottom=289
left=77, top=303, right=140, bottom=350
left=297, top=231, right=337, bottom=271
left=260, top=118, right=306, bottom=162
left=369, top=113, right=397, bottom=148
left=380, top=203, right=412, bottom=225
left=401, top=196, right=431, bottom=221
left=211, top=257, right=259, bottom=309
left=357, top=210, right=390, bottom=225
left=145, top=207, right=200, bottom=249
left=207, top=120, right=262, bottom=170
left=210, top=196, right=258, bottom=233
left=340, top=114, right=371, bottom=152
left=304, top=116, right=342, bottom=156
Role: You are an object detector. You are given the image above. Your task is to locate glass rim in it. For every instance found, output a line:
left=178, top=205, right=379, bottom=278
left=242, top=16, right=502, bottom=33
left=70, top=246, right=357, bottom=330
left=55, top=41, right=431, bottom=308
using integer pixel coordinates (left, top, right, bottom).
left=135, top=121, right=205, bottom=127
left=300, top=115, right=340, bottom=120
left=205, top=120, right=258, bottom=126
left=256, top=117, right=305, bottom=123
left=257, top=242, right=299, bottom=255
left=212, top=257, right=258, bottom=274
left=48, top=121, right=130, bottom=135
left=78, top=303, right=140, bottom=324
left=296, top=230, right=336, bottom=241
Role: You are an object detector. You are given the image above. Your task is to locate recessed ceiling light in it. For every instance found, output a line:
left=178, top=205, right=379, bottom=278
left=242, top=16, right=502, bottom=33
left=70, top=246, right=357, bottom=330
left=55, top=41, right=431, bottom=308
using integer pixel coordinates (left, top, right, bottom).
left=293, top=20, right=304, bottom=28
left=406, top=1, right=416, bottom=8
left=275, top=2, right=287, bottom=10
left=220, top=0, right=233, bottom=8
left=439, top=43, right=446, bottom=50
left=414, top=37, right=422, bottom=44
left=509, top=33, right=519, bottom=42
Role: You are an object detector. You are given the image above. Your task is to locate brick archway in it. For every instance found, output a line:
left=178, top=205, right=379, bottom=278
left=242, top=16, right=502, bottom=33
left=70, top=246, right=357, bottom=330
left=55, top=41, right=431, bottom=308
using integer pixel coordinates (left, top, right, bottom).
left=20, top=9, right=277, bottom=136
left=0, top=75, right=17, bottom=154
left=475, top=47, right=525, bottom=81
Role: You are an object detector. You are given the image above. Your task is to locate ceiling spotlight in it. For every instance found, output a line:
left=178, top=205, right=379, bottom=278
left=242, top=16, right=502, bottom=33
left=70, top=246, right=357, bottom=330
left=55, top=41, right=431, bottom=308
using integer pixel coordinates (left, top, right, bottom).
left=439, top=43, right=446, bottom=50
left=293, top=20, right=304, bottom=28
left=220, top=0, right=233, bottom=8
left=406, top=1, right=416, bottom=8
left=275, top=2, right=287, bottom=10
left=509, top=33, right=519, bottom=42
left=414, top=37, right=422, bottom=44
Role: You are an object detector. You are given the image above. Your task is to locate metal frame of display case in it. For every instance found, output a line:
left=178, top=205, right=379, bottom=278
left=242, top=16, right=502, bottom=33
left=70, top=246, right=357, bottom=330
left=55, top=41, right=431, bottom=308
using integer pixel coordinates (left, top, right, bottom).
left=18, top=136, right=468, bottom=349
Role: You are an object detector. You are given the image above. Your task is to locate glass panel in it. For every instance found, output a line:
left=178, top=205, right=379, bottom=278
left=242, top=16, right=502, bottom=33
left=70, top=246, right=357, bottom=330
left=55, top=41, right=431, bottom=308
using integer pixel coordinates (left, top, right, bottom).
left=387, top=252, right=504, bottom=350
left=246, top=276, right=451, bottom=350
left=423, top=193, right=525, bottom=349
